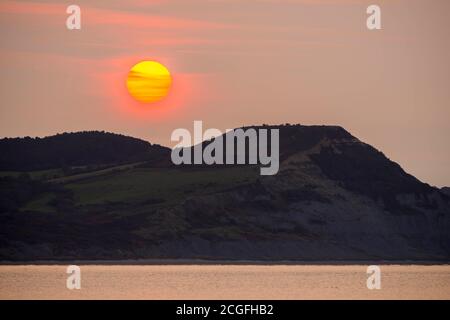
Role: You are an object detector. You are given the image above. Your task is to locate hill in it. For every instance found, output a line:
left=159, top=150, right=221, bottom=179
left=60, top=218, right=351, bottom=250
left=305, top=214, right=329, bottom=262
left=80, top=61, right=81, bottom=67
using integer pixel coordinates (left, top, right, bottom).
left=0, top=131, right=170, bottom=171
left=442, top=187, right=450, bottom=197
left=0, top=125, right=449, bottom=262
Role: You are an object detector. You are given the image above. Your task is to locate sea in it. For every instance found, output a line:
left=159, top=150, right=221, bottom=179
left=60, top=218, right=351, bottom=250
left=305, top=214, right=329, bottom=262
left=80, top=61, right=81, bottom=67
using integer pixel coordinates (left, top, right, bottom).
left=0, top=264, right=449, bottom=299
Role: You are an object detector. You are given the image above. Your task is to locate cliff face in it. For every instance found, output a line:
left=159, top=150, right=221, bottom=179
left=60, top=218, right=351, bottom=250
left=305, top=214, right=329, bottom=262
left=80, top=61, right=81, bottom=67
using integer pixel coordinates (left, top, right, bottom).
left=144, top=125, right=450, bottom=260
left=0, top=126, right=449, bottom=261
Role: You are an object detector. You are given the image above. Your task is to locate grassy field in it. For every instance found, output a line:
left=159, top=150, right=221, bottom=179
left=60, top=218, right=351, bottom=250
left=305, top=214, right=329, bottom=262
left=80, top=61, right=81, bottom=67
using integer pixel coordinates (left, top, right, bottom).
left=1, top=165, right=260, bottom=213
left=21, top=192, right=56, bottom=213
left=48, top=162, right=145, bottom=184
left=66, top=166, right=259, bottom=206
left=0, top=168, right=63, bottom=180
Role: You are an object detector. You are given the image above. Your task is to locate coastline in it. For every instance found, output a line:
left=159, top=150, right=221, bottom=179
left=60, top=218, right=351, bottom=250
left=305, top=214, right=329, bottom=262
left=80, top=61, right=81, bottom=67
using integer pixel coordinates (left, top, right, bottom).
left=1, top=259, right=449, bottom=266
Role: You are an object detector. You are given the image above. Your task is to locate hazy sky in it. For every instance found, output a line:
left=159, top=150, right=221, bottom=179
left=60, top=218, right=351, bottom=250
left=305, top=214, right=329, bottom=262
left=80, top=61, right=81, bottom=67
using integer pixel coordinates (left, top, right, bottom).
left=0, top=0, right=449, bottom=187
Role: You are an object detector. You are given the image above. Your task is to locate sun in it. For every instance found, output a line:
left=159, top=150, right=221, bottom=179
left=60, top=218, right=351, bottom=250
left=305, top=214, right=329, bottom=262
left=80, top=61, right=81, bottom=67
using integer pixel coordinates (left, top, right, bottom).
left=126, top=61, right=172, bottom=103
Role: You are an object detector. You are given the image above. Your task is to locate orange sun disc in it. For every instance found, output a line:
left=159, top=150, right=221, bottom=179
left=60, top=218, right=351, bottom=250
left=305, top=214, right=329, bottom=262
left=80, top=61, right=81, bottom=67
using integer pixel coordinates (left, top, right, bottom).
left=126, top=61, right=172, bottom=103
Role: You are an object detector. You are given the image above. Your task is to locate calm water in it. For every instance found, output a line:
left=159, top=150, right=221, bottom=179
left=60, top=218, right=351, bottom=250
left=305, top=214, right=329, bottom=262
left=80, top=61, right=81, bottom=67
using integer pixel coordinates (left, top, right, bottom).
left=0, top=265, right=449, bottom=299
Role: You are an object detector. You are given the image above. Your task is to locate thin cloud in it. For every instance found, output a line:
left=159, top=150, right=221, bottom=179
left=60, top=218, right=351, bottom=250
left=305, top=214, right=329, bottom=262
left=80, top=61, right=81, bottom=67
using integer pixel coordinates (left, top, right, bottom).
left=0, top=0, right=234, bottom=30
